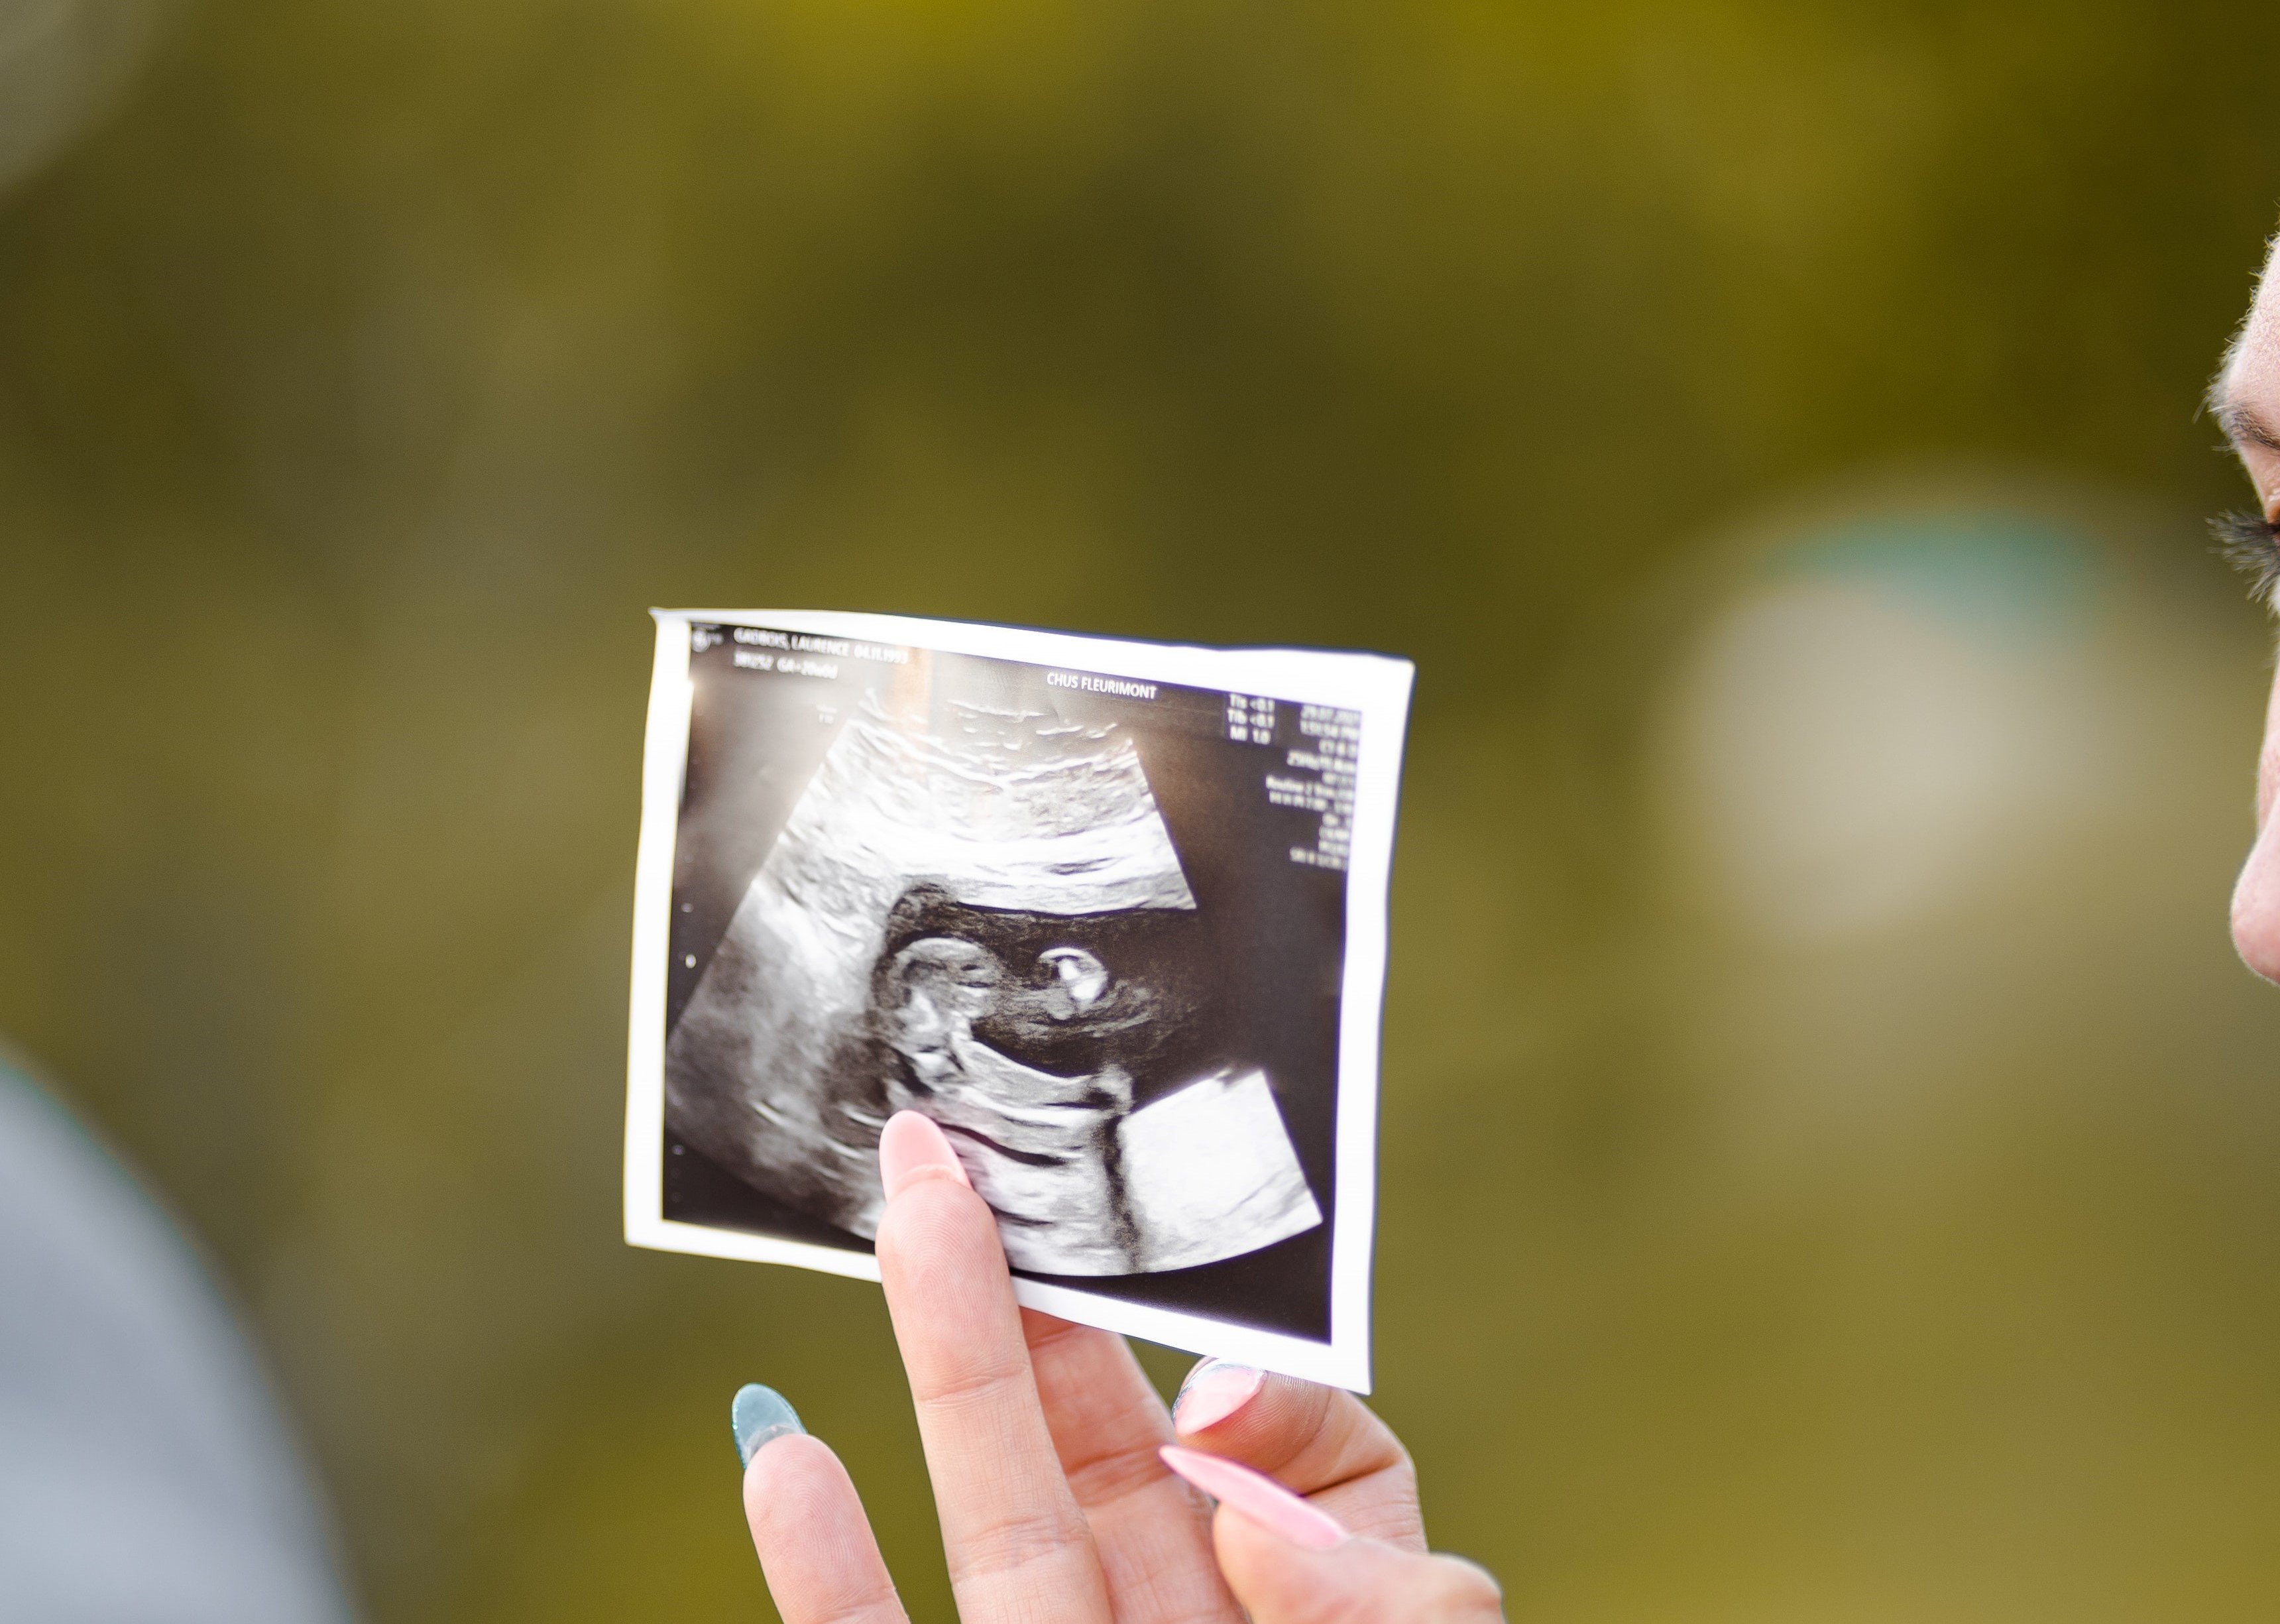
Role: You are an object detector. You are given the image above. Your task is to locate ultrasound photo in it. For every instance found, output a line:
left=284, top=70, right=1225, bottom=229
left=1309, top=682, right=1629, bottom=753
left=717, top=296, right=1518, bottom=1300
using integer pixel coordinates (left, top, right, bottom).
left=625, top=612, right=1410, bottom=1388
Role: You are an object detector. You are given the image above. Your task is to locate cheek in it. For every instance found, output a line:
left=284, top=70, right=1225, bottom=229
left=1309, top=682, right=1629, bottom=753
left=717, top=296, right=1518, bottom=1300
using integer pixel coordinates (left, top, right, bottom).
left=2260, top=665, right=2280, bottom=829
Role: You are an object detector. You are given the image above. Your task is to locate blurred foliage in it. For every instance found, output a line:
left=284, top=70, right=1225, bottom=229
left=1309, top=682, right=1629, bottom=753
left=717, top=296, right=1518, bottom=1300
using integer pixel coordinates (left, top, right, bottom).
left=3, top=1, right=2279, bottom=1619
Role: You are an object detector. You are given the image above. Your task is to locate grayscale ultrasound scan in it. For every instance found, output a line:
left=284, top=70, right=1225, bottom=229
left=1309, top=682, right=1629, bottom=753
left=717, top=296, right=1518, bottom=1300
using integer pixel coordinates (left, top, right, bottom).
left=626, top=612, right=1410, bottom=1387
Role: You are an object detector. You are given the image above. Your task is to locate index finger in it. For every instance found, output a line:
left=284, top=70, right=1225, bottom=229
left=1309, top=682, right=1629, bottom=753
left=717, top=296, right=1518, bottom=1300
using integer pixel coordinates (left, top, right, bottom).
left=874, top=1112, right=1113, bottom=1624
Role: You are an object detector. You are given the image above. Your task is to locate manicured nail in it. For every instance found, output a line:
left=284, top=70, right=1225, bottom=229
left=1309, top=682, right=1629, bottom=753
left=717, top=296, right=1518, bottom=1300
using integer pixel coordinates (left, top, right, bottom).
left=879, top=1110, right=972, bottom=1200
left=732, top=1383, right=804, bottom=1468
left=1174, top=1362, right=1264, bottom=1434
left=1159, top=1445, right=1345, bottom=1550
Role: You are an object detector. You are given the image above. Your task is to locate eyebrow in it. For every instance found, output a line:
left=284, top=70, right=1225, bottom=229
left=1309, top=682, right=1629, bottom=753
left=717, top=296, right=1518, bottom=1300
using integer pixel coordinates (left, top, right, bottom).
left=2216, top=400, right=2280, bottom=455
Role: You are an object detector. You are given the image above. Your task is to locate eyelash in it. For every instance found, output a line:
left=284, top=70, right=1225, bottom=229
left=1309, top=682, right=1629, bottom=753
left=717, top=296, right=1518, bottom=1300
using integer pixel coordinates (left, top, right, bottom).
left=2214, top=509, right=2280, bottom=609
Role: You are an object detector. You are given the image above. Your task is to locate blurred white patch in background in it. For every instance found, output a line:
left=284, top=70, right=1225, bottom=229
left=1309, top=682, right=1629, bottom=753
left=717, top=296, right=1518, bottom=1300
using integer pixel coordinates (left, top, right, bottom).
left=1639, top=490, right=2268, bottom=1161
left=1664, top=514, right=2112, bottom=941
left=0, top=0, right=167, bottom=198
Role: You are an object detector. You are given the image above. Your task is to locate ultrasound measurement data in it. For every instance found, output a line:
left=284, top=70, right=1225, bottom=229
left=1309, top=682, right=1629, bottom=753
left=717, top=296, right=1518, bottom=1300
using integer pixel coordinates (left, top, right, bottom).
left=1227, top=693, right=1361, bottom=872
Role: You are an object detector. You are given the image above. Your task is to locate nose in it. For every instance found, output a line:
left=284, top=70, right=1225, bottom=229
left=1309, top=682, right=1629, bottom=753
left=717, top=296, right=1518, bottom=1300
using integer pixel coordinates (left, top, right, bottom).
left=2232, top=817, right=2280, bottom=984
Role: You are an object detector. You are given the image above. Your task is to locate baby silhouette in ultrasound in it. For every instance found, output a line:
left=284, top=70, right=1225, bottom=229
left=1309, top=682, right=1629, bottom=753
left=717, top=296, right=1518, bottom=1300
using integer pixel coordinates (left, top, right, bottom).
left=868, top=885, right=1227, bottom=1271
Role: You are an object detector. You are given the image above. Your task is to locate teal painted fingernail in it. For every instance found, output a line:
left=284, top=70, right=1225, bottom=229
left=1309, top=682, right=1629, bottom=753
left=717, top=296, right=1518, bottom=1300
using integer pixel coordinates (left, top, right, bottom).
left=732, top=1383, right=804, bottom=1468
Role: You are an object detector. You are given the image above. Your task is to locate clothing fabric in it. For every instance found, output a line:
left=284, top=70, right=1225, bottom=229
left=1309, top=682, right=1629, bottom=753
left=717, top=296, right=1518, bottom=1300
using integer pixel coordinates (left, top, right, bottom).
left=0, top=1053, right=357, bottom=1622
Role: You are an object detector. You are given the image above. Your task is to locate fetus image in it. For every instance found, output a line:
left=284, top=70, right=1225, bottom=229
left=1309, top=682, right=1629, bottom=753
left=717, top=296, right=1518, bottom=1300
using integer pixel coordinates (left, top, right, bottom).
left=664, top=687, right=1323, bottom=1275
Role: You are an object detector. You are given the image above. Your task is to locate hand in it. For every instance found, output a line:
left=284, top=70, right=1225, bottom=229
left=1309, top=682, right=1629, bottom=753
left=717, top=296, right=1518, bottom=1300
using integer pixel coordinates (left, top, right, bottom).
left=733, top=1110, right=1504, bottom=1623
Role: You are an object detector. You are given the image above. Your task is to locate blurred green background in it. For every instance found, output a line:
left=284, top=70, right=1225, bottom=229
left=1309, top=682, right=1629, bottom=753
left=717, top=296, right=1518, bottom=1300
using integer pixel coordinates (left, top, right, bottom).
left=5, top=1, right=2280, bottom=1618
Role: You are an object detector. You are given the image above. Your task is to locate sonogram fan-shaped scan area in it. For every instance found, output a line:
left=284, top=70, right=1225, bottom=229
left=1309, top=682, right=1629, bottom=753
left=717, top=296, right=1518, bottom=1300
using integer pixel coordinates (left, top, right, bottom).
left=663, top=691, right=1321, bottom=1275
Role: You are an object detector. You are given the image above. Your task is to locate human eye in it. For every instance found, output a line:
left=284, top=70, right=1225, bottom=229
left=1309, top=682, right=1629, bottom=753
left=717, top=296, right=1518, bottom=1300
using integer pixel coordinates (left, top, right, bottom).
left=2214, top=508, right=2280, bottom=612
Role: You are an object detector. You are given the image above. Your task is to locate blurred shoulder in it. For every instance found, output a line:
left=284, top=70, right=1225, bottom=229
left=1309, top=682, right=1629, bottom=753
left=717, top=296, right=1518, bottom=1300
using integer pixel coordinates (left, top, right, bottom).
left=0, top=1049, right=359, bottom=1624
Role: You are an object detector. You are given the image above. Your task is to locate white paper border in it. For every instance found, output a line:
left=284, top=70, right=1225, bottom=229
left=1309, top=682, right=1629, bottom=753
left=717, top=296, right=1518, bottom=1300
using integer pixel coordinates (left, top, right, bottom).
left=624, top=609, right=1412, bottom=1392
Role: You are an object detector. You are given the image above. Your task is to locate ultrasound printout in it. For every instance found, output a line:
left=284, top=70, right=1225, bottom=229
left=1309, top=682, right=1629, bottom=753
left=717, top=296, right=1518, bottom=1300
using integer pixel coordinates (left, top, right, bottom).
left=624, top=611, right=1410, bottom=1389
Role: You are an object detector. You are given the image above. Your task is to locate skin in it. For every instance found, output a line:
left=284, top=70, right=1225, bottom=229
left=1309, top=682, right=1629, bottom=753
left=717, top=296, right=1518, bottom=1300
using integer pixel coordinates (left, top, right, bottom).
left=2217, top=232, right=2280, bottom=982
left=739, top=1114, right=1504, bottom=1623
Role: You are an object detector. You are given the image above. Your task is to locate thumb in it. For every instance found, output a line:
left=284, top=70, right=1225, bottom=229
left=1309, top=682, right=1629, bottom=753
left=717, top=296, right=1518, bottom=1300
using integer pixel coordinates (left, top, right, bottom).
left=1161, top=1447, right=1503, bottom=1623
left=1215, top=1516, right=1504, bottom=1624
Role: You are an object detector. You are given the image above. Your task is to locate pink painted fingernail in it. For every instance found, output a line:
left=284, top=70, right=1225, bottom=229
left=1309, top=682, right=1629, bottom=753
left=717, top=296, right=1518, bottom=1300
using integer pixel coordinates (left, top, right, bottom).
left=1159, top=1446, right=1345, bottom=1550
left=879, top=1110, right=972, bottom=1200
left=1174, top=1363, right=1264, bottom=1434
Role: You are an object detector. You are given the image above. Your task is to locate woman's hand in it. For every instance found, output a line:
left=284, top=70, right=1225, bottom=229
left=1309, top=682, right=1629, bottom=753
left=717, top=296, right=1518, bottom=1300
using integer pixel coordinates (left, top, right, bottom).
left=734, top=1110, right=1503, bottom=1623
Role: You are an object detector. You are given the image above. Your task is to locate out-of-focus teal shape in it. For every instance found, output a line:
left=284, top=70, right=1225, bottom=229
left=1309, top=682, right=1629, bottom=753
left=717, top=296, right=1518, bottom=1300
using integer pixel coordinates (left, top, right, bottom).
left=1762, top=512, right=2101, bottom=649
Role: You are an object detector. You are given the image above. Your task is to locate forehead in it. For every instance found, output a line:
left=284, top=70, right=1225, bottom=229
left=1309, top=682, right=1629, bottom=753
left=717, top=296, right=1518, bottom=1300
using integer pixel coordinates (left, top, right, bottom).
left=2228, top=240, right=2280, bottom=402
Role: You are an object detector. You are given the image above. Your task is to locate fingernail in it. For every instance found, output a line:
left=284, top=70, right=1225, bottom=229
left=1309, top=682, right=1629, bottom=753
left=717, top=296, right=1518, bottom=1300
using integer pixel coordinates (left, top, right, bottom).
left=879, top=1110, right=972, bottom=1200
left=1159, top=1445, right=1345, bottom=1550
left=1174, top=1362, right=1263, bottom=1434
left=732, top=1383, right=804, bottom=1468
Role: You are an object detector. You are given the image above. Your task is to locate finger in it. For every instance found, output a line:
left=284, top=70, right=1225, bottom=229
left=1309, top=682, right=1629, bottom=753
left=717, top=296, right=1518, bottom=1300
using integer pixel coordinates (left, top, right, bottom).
left=1170, top=1364, right=1422, bottom=1548
left=1161, top=1448, right=1503, bottom=1624
left=1023, top=1312, right=1240, bottom=1621
left=1214, top=1516, right=1505, bottom=1624
left=874, top=1112, right=1113, bottom=1622
left=742, top=1432, right=910, bottom=1624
